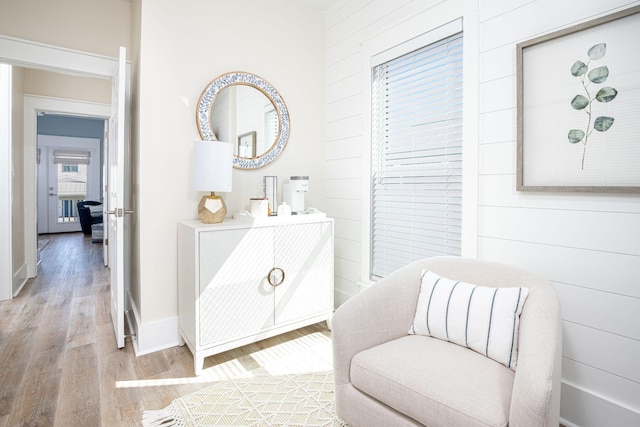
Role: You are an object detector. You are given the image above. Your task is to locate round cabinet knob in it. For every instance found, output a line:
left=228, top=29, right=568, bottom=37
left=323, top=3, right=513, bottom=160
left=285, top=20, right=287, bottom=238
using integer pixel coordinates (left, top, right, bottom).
left=267, top=267, right=285, bottom=287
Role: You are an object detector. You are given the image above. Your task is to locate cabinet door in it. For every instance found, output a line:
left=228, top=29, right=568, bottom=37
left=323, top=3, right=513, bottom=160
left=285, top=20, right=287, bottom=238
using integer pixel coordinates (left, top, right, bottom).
left=274, top=221, right=333, bottom=325
left=199, top=227, right=274, bottom=346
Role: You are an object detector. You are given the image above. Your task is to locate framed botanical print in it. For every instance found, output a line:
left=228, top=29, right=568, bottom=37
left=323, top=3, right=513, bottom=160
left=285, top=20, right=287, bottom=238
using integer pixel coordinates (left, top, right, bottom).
left=237, top=131, right=257, bottom=158
left=516, top=5, right=640, bottom=193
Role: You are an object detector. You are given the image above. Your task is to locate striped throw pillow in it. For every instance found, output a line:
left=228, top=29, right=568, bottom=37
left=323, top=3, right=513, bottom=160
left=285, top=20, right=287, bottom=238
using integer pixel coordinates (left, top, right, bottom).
left=409, top=270, right=529, bottom=370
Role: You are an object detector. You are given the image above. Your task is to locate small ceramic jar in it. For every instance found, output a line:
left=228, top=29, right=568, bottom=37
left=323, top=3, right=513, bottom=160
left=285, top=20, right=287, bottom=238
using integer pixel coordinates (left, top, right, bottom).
left=278, top=202, right=292, bottom=216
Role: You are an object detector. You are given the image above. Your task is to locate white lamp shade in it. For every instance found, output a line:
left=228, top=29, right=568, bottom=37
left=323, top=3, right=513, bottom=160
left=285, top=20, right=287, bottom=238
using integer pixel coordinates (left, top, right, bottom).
left=192, top=140, right=233, bottom=192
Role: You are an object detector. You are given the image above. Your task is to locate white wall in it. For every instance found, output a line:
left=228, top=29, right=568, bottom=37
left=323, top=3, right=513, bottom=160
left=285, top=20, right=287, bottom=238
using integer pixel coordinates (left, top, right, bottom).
left=133, top=0, right=326, bottom=345
left=475, top=1, right=640, bottom=425
left=23, top=69, right=111, bottom=105
left=0, top=0, right=130, bottom=59
left=326, top=0, right=640, bottom=425
left=0, top=64, right=28, bottom=299
left=11, top=66, right=26, bottom=295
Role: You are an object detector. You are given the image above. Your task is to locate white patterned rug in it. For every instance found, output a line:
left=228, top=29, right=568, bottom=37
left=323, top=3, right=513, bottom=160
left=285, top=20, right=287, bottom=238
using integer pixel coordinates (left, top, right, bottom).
left=141, top=370, right=347, bottom=427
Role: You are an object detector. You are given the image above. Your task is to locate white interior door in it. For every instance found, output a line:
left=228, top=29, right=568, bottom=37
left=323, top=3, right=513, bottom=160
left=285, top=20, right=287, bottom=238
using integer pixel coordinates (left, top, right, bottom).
left=106, top=46, right=130, bottom=349
left=103, top=120, right=109, bottom=267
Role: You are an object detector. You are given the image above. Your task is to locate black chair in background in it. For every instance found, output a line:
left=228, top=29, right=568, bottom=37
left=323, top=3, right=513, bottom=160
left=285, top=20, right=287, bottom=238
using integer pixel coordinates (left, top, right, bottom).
left=77, top=201, right=103, bottom=235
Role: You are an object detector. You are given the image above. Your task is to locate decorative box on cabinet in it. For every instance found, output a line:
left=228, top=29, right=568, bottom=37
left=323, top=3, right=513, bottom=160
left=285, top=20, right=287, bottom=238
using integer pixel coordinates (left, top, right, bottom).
left=177, top=216, right=334, bottom=375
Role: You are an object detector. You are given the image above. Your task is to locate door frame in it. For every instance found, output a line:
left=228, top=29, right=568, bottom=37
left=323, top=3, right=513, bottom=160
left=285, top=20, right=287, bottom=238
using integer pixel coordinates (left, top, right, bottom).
left=0, top=64, right=12, bottom=301
left=0, top=35, right=115, bottom=295
left=24, top=97, right=110, bottom=276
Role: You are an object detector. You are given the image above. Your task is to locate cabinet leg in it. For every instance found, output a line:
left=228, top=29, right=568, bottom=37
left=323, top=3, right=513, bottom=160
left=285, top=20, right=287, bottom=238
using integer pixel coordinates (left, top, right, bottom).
left=194, top=354, right=205, bottom=376
left=325, top=315, right=333, bottom=331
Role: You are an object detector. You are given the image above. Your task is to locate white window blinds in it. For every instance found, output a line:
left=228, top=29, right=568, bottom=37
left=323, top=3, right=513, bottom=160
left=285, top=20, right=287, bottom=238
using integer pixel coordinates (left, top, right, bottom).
left=52, top=149, right=91, bottom=165
left=371, top=31, right=463, bottom=279
left=264, top=107, right=278, bottom=150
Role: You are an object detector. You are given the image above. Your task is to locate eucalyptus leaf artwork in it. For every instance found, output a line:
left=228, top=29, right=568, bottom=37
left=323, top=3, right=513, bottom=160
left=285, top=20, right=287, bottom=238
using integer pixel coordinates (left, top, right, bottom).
left=568, top=43, right=617, bottom=169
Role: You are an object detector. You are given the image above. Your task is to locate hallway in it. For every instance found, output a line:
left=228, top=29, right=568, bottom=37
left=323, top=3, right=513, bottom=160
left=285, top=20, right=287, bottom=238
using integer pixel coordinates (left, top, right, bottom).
left=0, top=232, right=167, bottom=426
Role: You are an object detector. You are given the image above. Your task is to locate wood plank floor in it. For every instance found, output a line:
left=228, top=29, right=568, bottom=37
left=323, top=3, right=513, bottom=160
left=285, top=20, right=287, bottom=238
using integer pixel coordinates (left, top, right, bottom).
left=0, top=232, right=331, bottom=427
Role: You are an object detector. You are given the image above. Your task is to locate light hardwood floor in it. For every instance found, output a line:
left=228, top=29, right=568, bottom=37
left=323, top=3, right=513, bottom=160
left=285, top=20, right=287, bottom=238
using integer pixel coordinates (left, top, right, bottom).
left=0, top=232, right=331, bottom=427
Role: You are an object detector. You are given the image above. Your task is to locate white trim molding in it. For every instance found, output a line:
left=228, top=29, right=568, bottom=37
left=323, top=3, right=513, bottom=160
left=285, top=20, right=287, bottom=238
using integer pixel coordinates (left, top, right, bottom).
left=0, top=64, right=12, bottom=301
left=127, top=291, right=181, bottom=357
left=461, top=5, right=479, bottom=259
left=360, top=15, right=469, bottom=284
left=12, top=262, right=28, bottom=297
left=23, top=95, right=110, bottom=278
left=561, top=381, right=640, bottom=426
left=0, top=35, right=116, bottom=301
left=0, top=35, right=116, bottom=79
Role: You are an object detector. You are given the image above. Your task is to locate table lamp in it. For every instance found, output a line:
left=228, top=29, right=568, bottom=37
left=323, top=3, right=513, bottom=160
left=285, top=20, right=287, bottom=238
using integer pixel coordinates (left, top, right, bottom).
left=192, top=140, right=233, bottom=223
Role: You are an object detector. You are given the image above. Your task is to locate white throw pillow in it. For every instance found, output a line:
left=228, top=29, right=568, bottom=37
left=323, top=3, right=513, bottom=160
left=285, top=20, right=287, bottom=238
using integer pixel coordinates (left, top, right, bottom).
left=409, top=270, right=529, bottom=370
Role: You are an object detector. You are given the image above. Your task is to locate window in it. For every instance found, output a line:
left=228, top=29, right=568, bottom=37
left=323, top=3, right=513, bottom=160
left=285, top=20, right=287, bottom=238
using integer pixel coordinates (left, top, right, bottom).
left=264, top=107, right=278, bottom=149
left=370, top=30, right=463, bottom=279
left=62, top=164, right=79, bottom=172
left=52, top=149, right=91, bottom=165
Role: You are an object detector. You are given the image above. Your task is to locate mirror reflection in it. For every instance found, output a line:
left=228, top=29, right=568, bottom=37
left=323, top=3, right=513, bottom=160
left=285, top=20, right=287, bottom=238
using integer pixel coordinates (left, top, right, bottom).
left=197, top=72, right=289, bottom=170
left=210, top=85, right=279, bottom=159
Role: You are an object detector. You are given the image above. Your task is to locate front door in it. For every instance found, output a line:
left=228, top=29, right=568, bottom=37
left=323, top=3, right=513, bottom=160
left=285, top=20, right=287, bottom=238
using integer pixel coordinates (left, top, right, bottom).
left=37, top=136, right=100, bottom=234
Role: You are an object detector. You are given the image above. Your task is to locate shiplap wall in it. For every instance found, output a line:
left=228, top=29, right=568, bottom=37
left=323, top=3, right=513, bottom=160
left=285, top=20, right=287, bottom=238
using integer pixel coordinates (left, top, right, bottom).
left=324, top=0, right=465, bottom=305
left=325, top=0, right=640, bottom=425
left=477, top=1, right=640, bottom=425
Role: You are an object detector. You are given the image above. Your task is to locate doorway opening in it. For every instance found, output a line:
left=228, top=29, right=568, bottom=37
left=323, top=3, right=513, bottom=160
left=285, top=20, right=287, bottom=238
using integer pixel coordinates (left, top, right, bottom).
left=37, top=114, right=106, bottom=236
left=0, top=35, right=117, bottom=300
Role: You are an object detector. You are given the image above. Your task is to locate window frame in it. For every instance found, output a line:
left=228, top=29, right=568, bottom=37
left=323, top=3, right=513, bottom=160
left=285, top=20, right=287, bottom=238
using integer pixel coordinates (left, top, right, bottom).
left=370, top=30, right=464, bottom=280
left=360, top=17, right=476, bottom=286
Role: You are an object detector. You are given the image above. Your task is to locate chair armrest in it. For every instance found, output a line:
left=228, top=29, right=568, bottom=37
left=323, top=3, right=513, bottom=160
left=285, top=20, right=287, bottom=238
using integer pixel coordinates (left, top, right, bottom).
left=510, top=281, right=562, bottom=426
left=332, top=260, right=425, bottom=386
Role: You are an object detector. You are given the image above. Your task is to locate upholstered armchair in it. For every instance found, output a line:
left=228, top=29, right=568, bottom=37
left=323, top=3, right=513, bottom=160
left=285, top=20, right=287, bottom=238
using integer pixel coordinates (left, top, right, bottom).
left=332, top=256, right=562, bottom=427
left=77, top=200, right=103, bottom=235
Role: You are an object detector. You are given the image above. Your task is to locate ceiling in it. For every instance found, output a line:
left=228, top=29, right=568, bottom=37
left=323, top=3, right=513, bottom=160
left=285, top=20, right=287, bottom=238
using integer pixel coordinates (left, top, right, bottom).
left=302, top=0, right=340, bottom=11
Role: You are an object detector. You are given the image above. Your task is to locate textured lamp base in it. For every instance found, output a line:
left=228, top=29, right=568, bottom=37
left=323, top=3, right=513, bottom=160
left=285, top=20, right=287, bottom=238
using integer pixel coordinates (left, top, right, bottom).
left=198, top=193, right=227, bottom=224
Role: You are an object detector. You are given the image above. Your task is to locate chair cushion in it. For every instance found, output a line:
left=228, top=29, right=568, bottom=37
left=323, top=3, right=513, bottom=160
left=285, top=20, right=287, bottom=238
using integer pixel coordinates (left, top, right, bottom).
left=91, top=223, right=104, bottom=243
left=409, top=270, right=528, bottom=369
left=350, top=335, right=514, bottom=427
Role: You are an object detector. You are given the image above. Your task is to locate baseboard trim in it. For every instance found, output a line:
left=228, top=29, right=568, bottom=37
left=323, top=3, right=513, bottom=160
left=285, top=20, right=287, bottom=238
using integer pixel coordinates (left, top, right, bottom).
left=12, top=262, right=28, bottom=297
left=561, top=380, right=640, bottom=426
left=127, top=293, right=180, bottom=357
left=126, top=290, right=140, bottom=355
left=560, top=417, right=579, bottom=427
left=125, top=307, right=138, bottom=353
left=136, top=315, right=181, bottom=357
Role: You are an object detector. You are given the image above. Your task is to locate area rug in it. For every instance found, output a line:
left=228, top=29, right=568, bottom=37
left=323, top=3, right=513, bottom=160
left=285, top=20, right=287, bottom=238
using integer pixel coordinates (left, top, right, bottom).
left=141, top=370, right=347, bottom=427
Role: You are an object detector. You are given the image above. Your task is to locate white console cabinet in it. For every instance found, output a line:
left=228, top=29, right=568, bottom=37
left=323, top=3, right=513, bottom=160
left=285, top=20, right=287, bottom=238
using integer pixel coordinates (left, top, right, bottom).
left=177, top=216, right=334, bottom=375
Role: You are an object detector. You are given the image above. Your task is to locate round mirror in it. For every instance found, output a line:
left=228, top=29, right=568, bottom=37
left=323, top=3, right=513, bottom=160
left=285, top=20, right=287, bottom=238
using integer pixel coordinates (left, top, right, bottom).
left=196, top=72, right=290, bottom=169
